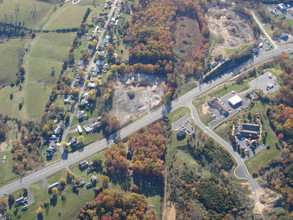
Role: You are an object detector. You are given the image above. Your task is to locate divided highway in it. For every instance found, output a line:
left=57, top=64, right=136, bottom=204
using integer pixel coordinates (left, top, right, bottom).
left=0, top=37, right=292, bottom=199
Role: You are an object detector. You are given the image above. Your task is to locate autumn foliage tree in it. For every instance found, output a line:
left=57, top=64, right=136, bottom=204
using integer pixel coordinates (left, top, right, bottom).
left=78, top=189, right=157, bottom=220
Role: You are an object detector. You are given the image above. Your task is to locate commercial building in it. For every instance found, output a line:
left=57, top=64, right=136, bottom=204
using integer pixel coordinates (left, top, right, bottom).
left=208, top=98, right=229, bottom=116
left=228, top=95, right=242, bottom=108
left=237, top=122, right=259, bottom=139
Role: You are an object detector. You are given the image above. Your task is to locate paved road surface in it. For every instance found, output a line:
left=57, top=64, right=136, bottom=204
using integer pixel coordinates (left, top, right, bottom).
left=251, top=11, right=278, bottom=49
left=0, top=34, right=292, bottom=199
left=187, top=104, right=261, bottom=192
left=61, top=0, right=119, bottom=145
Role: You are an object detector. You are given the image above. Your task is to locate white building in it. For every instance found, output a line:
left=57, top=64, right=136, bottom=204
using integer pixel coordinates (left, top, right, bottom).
left=228, top=95, right=242, bottom=108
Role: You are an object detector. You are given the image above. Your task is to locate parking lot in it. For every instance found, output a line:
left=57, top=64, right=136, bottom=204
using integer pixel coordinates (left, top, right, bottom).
left=235, top=136, right=267, bottom=160
left=247, top=71, right=280, bottom=95
left=208, top=92, right=248, bottom=129
left=172, top=115, right=195, bottom=135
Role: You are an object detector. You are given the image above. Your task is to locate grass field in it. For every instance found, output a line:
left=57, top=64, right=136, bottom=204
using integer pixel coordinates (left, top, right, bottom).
left=0, top=151, right=18, bottom=186
left=0, top=39, right=27, bottom=86
left=0, top=0, right=55, bottom=29
left=45, top=4, right=89, bottom=30
left=21, top=32, right=76, bottom=121
left=225, top=45, right=249, bottom=55
left=0, top=86, right=25, bottom=118
left=244, top=101, right=281, bottom=174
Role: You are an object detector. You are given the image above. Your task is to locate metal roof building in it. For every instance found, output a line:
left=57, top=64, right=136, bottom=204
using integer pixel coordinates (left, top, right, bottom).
left=228, top=95, right=242, bottom=108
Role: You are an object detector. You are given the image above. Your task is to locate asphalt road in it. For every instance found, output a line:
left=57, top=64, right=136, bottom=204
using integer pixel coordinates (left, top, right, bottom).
left=0, top=33, right=292, bottom=199
left=188, top=103, right=261, bottom=192
left=61, top=0, right=119, bottom=144
left=251, top=11, right=278, bottom=49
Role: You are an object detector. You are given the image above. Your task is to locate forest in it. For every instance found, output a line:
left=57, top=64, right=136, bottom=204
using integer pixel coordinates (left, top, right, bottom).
left=255, top=53, right=293, bottom=217
left=78, top=189, right=158, bottom=220
left=166, top=131, right=254, bottom=219
left=105, top=122, right=167, bottom=180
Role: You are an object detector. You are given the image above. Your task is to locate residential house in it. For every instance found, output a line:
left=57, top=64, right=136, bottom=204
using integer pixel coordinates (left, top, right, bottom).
left=48, top=182, right=60, bottom=191
left=79, top=160, right=89, bottom=170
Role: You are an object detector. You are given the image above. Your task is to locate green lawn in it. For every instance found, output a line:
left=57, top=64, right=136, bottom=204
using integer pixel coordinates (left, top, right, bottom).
left=178, top=79, right=197, bottom=96
left=214, top=122, right=231, bottom=142
left=67, top=129, right=104, bottom=149
left=209, top=82, right=250, bottom=98
left=244, top=102, right=281, bottom=174
left=0, top=86, right=25, bottom=119
left=167, top=107, right=191, bottom=123
left=45, top=4, right=89, bottom=30
left=21, top=32, right=76, bottom=121
left=0, top=151, right=18, bottom=186
left=0, top=0, right=55, bottom=29
left=0, top=39, right=27, bottom=86
left=225, top=45, right=249, bottom=55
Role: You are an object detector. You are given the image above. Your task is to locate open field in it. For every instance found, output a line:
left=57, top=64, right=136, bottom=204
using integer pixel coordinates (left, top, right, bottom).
left=0, top=0, right=55, bottom=29
left=0, top=39, right=27, bottom=86
left=45, top=4, right=89, bottom=30
left=0, top=151, right=18, bottom=187
left=21, top=32, right=76, bottom=121
left=0, top=14, right=79, bottom=121
left=0, top=86, right=25, bottom=118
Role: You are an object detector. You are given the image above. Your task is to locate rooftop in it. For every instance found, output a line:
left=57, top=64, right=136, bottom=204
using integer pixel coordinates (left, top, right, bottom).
left=228, top=95, right=242, bottom=106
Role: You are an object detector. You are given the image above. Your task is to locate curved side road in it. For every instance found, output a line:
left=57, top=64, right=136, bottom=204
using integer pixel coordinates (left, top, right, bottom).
left=187, top=104, right=260, bottom=193
left=0, top=44, right=292, bottom=198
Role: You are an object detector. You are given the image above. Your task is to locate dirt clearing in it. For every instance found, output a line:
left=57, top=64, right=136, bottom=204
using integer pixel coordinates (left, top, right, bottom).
left=206, top=7, right=254, bottom=57
left=162, top=202, right=176, bottom=220
left=111, top=75, right=165, bottom=125
left=202, top=103, right=209, bottom=115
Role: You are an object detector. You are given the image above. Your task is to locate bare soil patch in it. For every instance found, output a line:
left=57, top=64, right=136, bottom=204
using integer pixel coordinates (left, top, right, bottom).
left=174, top=16, right=203, bottom=56
left=206, top=7, right=254, bottom=57
left=111, top=80, right=165, bottom=125
left=162, top=202, right=176, bottom=220
left=202, top=103, right=209, bottom=115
